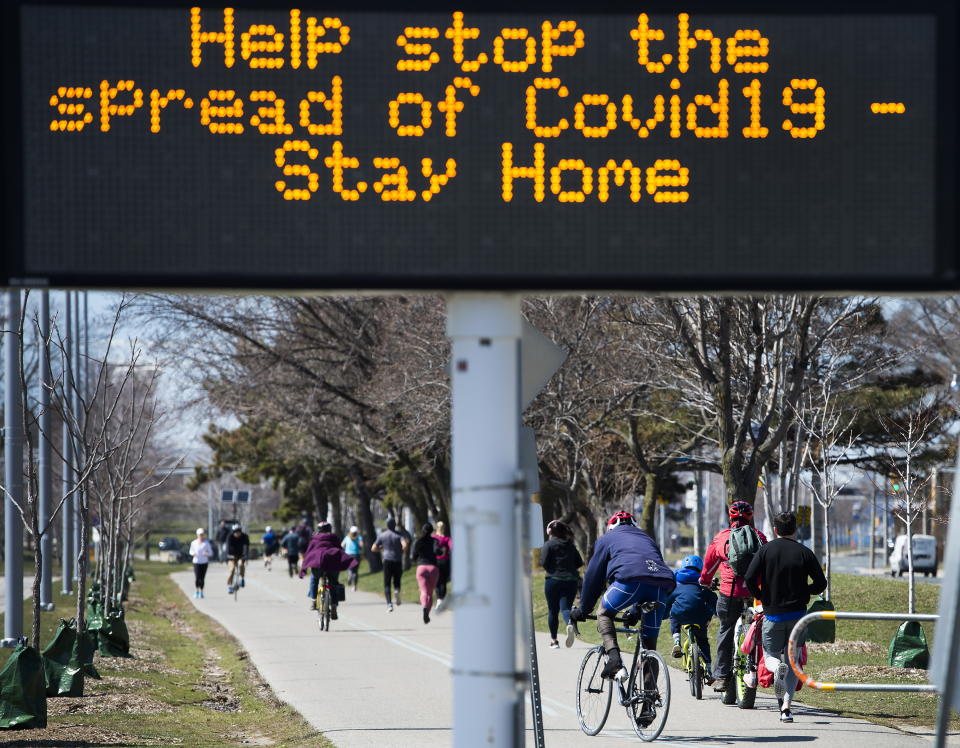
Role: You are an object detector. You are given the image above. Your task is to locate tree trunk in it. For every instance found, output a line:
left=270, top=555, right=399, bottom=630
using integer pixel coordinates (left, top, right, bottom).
left=76, top=495, right=89, bottom=631
left=350, top=463, right=381, bottom=572
left=824, top=502, right=832, bottom=600
left=32, top=527, right=43, bottom=650
left=639, top=473, right=656, bottom=535
left=331, top=491, right=343, bottom=536
left=311, top=476, right=328, bottom=527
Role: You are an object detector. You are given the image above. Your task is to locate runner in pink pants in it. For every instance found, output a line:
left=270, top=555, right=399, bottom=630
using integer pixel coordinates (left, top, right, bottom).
left=411, top=523, right=442, bottom=624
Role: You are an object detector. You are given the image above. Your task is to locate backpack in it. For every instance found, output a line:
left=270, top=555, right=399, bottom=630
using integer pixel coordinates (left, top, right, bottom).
left=726, top=525, right=761, bottom=577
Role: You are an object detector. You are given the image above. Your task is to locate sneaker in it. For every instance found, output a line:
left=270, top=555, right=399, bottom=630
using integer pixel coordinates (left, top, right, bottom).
left=435, top=597, right=446, bottom=613
left=780, top=709, right=793, bottom=723
left=774, top=662, right=789, bottom=700
left=194, top=590, right=200, bottom=598
left=549, top=640, right=560, bottom=649
left=200, top=590, right=204, bottom=598
left=395, top=596, right=401, bottom=606
left=387, top=603, right=394, bottom=612
left=704, top=672, right=715, bottom=686
left=227, top=586, right=234, bottom=594
left=240, top=578, right=245, bottom=588
left=713, top=678, right=728, bottom=692
left=744, top=670, right=758, bottom=689
left=565, top=623, right=576, bottom=648
left=601, top=650, right=626, bottom=680
left=331, top=607, right=339, bottom=621
left=423, top=608, right=430, bottom=624
left=671, top=644, right=682, bottom=658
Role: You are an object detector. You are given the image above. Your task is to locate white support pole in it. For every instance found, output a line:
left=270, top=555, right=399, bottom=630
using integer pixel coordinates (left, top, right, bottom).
left=39, top=290, right=55, bottom=610
left=72, top=291, right=83, bottom=580
left=447, top=293, right=522, bottom=748
left=3, top=290, right=25, bottom=646
left=61, top=291, right=74, bottom=594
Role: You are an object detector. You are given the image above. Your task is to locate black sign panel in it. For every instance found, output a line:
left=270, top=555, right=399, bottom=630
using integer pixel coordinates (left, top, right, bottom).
left=5, top=2, right=956, bottom=289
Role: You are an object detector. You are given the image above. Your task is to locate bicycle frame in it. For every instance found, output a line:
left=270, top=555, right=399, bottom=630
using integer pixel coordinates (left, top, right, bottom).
left=788, top=610, right=938, bottom=693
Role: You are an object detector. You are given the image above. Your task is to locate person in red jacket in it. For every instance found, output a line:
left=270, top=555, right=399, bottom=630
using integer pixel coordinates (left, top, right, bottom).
left=699, top=501, right=767, bottom=691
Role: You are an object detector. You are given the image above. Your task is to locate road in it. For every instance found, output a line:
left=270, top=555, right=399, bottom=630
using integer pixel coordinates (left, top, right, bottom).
left=172, top=568, right=952, bottom=747
left=831, top=551, right=942, bottom=585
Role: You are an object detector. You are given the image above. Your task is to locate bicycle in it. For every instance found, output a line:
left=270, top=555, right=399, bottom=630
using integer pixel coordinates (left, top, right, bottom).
left=679, top=623, right=710, bottom=700
left=315, top=572, right=333, bottom=631
left=573, top=603, right=671, bottom=742
left=721, top=602, right=759, bottom=708
left=227, top=556, right=246, bottom=602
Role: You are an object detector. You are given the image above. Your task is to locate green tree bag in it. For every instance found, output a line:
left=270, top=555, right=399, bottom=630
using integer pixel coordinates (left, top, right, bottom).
left=98, top=611, right=132, bottom=658
left=888, top=620, right=929, bottom=669
left=0, top=643, right=47, bottom=730
left=805, top=597, right=836, bottom=643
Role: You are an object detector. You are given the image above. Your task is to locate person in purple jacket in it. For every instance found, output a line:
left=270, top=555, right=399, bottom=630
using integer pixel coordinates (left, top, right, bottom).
left=299, top=522, right=359, bottom=619
left=571, top=511, right=676, bottom=681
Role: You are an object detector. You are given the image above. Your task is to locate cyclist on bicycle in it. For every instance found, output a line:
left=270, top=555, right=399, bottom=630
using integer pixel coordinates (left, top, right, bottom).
left=699, top=500, right=767, bottom=691
left=665, top=555, right=717, bottom=684
left=226, top=523, right=250, bottom=594
left=570, top=511, right=676, bottom=680
left=300, top=522, right=359, bottom=619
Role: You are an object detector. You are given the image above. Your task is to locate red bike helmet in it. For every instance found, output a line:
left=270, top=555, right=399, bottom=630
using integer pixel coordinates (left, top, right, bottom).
left=728, top=501, right=754, bottom=522
left=607, top=511, right=636, bottom=528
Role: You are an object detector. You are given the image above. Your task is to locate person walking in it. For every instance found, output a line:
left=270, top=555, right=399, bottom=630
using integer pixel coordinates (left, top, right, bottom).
left=300, top=522, right=358, bottom=618
left=296, top=523, right=312, bottom=573
left=341, top=526, right=364, bottom=591
left=280, top=527, right=300, bottom=578
left=411, top=524, right=441, bottom=624
left=261, top=526, right=279, bottom=571
left=215, top=519, right=230, bottom=563
left=540, top=519, right=583, bottom=649
left=432, top=521, right=452, bottom=611
left=371, top=517, right=409, bottom=611
left=189, top=528, right=214, bottom=598
left=745, top=511, right=827, bottom=723
left=699, top=501, right=767, bottom=693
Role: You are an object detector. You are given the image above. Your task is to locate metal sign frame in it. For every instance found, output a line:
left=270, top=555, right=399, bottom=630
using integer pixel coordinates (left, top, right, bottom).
left=3, top=0, right=956, bottom=291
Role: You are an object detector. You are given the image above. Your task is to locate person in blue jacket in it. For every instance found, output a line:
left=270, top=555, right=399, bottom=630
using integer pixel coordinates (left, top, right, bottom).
left=665, top=555, right=717, bottom=684
left=571, top=511, right=676, bottom=681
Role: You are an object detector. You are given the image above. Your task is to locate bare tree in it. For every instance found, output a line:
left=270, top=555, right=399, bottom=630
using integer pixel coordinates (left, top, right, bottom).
left=877, top=407, right=941, bottom=614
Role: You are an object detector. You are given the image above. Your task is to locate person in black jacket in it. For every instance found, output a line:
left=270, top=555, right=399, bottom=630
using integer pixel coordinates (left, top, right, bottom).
left=745, top=511, right=827, bottom=724
left=540, top=520, right=584, bottom=649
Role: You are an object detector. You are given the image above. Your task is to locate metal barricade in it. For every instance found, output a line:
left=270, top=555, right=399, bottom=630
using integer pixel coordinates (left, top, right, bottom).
left=787, top=610, right=939, bottom=692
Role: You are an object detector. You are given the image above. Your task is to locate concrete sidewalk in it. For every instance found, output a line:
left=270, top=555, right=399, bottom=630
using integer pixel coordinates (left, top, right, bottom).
left=173, top=568, right=950, bottom=747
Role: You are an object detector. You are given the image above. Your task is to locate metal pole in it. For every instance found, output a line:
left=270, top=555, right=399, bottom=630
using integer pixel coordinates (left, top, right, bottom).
left=61, top=291, right=74, bottom=594
left=884, top=476, right=890, bottom=559
left=38, top=291, right=55, bottom=610
left=73, top=291, right=83, bottom=581
left=693, top=472, right=701, bottom=558
left=870, top=480, right=877, bottom=569
left=448, top=294, right=521, bottom=748
left=3, top=290, right=25, bottom=646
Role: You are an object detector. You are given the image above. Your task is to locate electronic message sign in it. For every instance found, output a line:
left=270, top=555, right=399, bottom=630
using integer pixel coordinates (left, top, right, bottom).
left=4, top=2, right=956, bottom=289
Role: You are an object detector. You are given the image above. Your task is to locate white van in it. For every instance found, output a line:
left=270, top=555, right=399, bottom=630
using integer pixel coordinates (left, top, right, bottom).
left=889, top=534, right=938, bottom=577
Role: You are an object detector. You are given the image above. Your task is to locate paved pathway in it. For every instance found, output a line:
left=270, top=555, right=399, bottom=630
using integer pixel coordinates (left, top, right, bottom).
left=173, top=568, right=953, bottom=747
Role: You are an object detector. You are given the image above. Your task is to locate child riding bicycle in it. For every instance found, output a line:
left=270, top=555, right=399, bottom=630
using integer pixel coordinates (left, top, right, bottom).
left=664, top=555, right=717, bottom=684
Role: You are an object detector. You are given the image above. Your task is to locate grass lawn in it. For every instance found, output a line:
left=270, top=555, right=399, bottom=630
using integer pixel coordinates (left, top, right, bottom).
left=355, top=559, right=955, bottom=733
left=0, top=561, right=333, bottom=746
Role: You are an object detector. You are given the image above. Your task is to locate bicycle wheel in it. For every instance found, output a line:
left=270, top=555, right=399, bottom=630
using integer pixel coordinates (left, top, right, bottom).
left=576, top=647, right=612, bottom=736
left=734, top=640, right=756, bottom=709
left=629, top=649, right=670, bottom=742
left=689, top=638, right=703, bottom=701
left=318, top=588, right=331, bottom=631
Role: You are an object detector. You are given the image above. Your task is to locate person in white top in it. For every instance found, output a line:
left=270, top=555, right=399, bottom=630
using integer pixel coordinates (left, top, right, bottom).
left=189, top=528, right=214, bottom=598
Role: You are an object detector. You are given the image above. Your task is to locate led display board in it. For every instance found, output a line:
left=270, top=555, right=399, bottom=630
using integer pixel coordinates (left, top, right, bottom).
left=4, top=2, right=956, bottom=289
